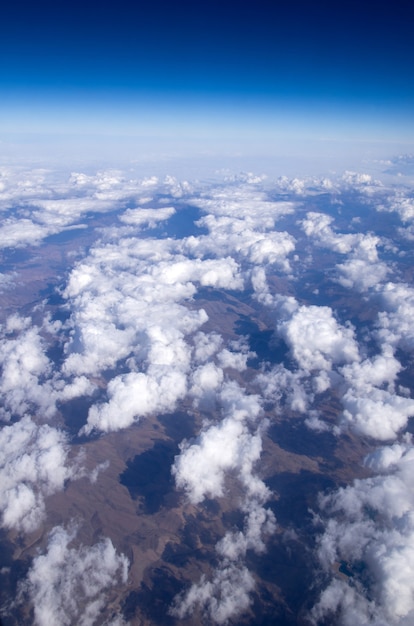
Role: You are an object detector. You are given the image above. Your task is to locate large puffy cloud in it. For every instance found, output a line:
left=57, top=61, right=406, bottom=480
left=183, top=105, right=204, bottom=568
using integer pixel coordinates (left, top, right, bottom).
left=376, top=282, right=414, bottom=353
left=17, top=524, right=129, bottom=626
left=0, top=316, right=94, bottom=421
left=189, top=183, right=295, bottom=222
left=336, top=256, right=389, bottom=292
left=0, top=417, right=74, bottom=532
left=253, top=274, right=414, bottom=441
left=312, top=438, right=414, bottom=625
left=62, top=237, right=241, bottom=380
left=179, top=182, right=297, bottom=274
left=0, top=323, right=54, bottom=419
left=83, top=369, right=188, bottom=434
left=183, top=214, right=296, bottom=271
left=301, top=212, right=389, bottom=291
left=174, top=414, right=264, bottom=503
left=278, top=303, right=359, bottom=372
left=341, top=170, right=383, bottom=194
left=275, top=175, right=335, bottom=195
left=335, top=233, right=389, bottom=292
left=173, top=382, right=266, bottom=503
left=339, top=350, right=414, bottom=440
left=119, top=205, right=176, bottom=227
left=301, top=212, right=359, bottom=253
left=378, top=190, right=414, bottom=223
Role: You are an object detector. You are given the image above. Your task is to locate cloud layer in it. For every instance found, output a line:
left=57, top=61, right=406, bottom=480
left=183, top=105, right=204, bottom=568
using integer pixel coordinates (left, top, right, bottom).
left=1, top=162, right=414, bottom=624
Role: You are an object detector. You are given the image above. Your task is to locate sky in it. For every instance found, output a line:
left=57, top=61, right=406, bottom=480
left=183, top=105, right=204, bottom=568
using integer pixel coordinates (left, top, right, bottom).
left=1, top=0, right=414, bottom=166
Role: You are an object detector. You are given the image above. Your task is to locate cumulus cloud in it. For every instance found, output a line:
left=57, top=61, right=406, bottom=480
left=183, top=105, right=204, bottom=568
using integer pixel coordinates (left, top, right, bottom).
left=171, top=564, right=255, bottom=625
left=173, top=382, right=265, bottom=503
left=335, top=233, right=389, bottom=292
left=301, top=212, right=389, bottom=292
left=340, top=388, right=414, bottom=441
left=189, top=183, right=294, bottom=222
left=275, top=175, right=336, bottom=195
left=312, top=437, right=414, bottom=625
left=376, top=282, right=414, bottom=352
left=378, top=191, right=414, bottom=223
left=391, top=195, right=414, bottom=222
left=119, top=205, right=176, bottom=227
left=339, top=351, right=414, bottom=440
left=300, top=212, right=359, bottom=253
left=0, top=316, right=95, bottom=421
left=0, top=166, right=180, bottom=249
left=83, top=369, right=188, bottom=434
left=336, top=257, right=389, bottom=292
left=341, top=171, right=383, bottom=194
left=0, top=323, right=54, bottom=420
left=172, top=381, right=275, bottom=622
left=277, top=304, right=359, bottom=372
left=62, top=237, right=240, bottom=380
left=257, top=364, right=313, bottom=414
left=183, top=214, right=296, bottom=271
left=17, top=524, right=129, bottom=626
left=0, top=417, right=74, bottom=532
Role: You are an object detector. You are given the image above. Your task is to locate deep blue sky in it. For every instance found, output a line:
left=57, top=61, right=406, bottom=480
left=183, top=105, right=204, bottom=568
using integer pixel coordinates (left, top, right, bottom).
left=1, top=0, right=414, bottom=161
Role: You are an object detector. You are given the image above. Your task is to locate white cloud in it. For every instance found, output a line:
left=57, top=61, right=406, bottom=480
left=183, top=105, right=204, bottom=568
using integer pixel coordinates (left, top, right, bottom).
left=0, top=218, right=48, bottom=248
left=0, top=417, right=74, bottom=532
left=83, top=369, right=188, bottom=434
left=119, top=205, right=176, bottom=227
left=301, top=212, right=358, bottom=253
left=0, top=324, right=54, bottom=420
left=172, top=381, right=274, bottom=622
left=301, top=212, right=390, bottom=292
left=340, top=388, right=414, bottom=441
left=184, top=214, right=295, bottom=270
left=190, top=361, right=224, bottom=408
left=276, top=175, right=336, bottom=195
left=0, top=317, right=95, bottom=421
left=192, top=331, right=223, bottom=363
left=378, top=192, right=414, bottom=223
left=18, top=524, right=129, bottom=626
left=171, top=564, right=255, bottom=625
left=257, top=364, right=312, bottom=413
left=0, top=166, right=179, bottom=249
left=190, top=184, right=295, bottom=222
left=312, top=437, right=414, bottom=625
left=336, top=257, right=389, bottom=291
left=338, top=350, right=414, bottom=440
left=174, top=415, right=264, bottom=503
left=341, top=171, right=383, bottom=194
left=278, top=304, right=359, bottom=372
left=376, top=282, right=414, bottom=352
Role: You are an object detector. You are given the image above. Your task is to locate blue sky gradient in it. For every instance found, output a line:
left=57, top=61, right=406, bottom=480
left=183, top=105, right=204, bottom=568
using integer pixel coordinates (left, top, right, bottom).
left=1, top=0, right=413, bottom=164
